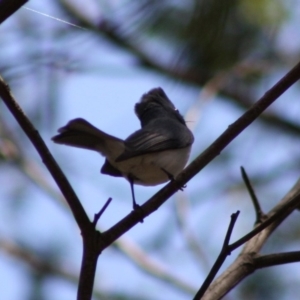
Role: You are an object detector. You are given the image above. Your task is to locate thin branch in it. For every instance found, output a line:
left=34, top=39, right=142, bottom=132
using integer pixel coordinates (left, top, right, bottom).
left=254, top=251, right=300, bottom=269
left=241, top=166, right=265, bottom=222
left=93, top=198, right=112, bottom=227
left=229, top=191, right=300, bottom=252
left=0, top=0, right=28, bottom=24
left=222, top=85, right=300, bottom=136
left=98, top=60, right=300, bottom=251
left=193, top=211, right=240, bottom=300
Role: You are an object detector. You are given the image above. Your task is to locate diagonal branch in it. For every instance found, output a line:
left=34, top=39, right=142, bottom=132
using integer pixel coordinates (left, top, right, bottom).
left=98, top=60, right=300, bottom=251
left=241, top=166, right=265, bottom=223
left=254, top=251, right=300, bottom=268
left=229, top=190, right=300, bottom=251
left=92, top=198, right=112, bottom=227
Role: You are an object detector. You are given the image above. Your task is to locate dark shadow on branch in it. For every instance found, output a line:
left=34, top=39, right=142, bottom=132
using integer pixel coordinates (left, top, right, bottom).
left=0, top=0, right=28, bottom=24
left=254, top=251, right=300, bottom=268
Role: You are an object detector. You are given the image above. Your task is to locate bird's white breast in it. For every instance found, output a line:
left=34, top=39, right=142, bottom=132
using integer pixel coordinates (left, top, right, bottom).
left=112, top=146, right=192, bottom=186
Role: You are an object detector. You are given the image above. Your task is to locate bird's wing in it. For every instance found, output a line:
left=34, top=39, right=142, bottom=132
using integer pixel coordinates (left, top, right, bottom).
left=116, top=121, right=193, bottom=162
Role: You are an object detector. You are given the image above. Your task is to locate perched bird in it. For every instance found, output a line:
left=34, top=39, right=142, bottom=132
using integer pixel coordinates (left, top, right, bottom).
left=52, top=87, right=194, bottom=209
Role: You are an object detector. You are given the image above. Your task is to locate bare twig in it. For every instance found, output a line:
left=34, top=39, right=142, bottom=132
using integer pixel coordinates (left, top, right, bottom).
left=92, top=198, right=112, bottom=227
left=241, top=166, right=265, bottom=222
left=229, top=191, right=300, bottom=251
left=254, top=251, right=300, bottom=268
left=193, top=211, right=240, bottom=300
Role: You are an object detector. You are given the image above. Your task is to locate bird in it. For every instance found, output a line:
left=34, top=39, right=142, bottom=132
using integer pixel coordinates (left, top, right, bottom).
left=52, top=87, right=194, bottom=209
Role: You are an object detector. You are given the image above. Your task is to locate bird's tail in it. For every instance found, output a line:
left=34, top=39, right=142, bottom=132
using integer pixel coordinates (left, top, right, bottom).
left=52, top=118, right=124, bottom=158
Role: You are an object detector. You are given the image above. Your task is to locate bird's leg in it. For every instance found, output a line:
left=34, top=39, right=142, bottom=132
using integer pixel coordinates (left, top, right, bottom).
left=128, top=175, right=144, bottom=223
left=129, top=176, right=139, bottom=210
left=161, top=168, right=186, bottom=191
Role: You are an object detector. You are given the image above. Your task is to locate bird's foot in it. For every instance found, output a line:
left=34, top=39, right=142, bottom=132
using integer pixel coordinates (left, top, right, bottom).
left=133, top=203, right=144, bottom=223
left=161, top=168, right=186, bottom=191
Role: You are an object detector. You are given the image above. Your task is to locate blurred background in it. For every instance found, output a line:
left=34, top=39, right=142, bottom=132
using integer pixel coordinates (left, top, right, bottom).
left=0, top=0, right=300, bottom=299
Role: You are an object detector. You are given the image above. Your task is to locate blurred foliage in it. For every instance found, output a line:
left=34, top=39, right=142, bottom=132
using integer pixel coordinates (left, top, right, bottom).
left=124, top=0, right=287, bottom=78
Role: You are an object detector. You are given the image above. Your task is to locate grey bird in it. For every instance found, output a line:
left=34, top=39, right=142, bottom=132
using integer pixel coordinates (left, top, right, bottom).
left=52, top=87, right=194, bottom=209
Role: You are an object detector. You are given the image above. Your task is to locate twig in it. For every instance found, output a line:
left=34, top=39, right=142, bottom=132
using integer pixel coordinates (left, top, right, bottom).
left=193, top=211, right=240, bottom=300
left=254, top=251, right=300, bottom=268
left=92, top=198, right=112, bottom=227
left=0, top=0, right=28, bottom=24
left=241, top=166, right=265, bottom=223
left=229, top=191, right=300, bottom=252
